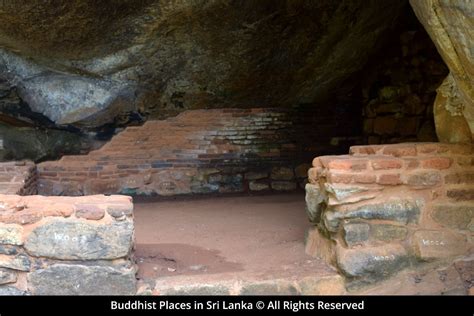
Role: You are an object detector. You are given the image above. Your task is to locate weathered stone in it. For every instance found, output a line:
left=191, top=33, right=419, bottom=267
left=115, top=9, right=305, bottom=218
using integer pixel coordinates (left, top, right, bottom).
left=410, top=1, right=474, bottom=142
left=271, top=181, right=296, bottom=191
left=0, top=224, right=23, bottom=245
left=0, top=285, right=26, bottom=296
left=324, top=183, right=371, bottom=201
left=407, top=171, right=442, bottom=188
left=336, top=244, right=409, bottom=279
left=0, top=254, right=30, bottom=271
left=298, top=275, right=346, bottom=295
left=447, top=189, right=474, bottom=202
left=343, top=222, right=370, bottom=247
left=270, top=167, right=294, bottom=181
left=0, top=268, right=16, bottom=285
left=248, top=181, right=269, bottom=192
left=240, top=280, right=298, bottom=295
left=28, top=264, right=136, bottom=295
left=305, top=183, right=326, bottom=223
left=432, top=204, right=473, bottom=230
left=106, top=204, right=134, bottom=218
left=74, top=204, right=105, bottom=220
left=244, top=171, right=268, bottom=181
left=324, top=199, right=420, bottom=231
left=370, top=224, right=408, bottom=242
left=25, top=219, right=133, bottom=260
left=412, top=230, right=469, bottom=261
left=0, top=245, right=18, bottom=255
left=0, top=1, right=406, bottom=131
left=159, top=284, right=230, bottom=296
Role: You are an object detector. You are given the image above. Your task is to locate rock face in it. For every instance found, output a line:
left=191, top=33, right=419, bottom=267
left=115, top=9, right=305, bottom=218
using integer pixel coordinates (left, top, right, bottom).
left=410, top=0, right=474, bottom=143
left=0, top=0, right=406, bottom=129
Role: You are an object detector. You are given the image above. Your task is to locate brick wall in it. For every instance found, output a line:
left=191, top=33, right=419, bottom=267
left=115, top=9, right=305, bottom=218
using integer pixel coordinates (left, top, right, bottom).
left=305, top=142, right=473, bottom=291
left=0, top=161, right=37, bottom=195
left=0, top=194, right=135, bottom=295
left=37, top=107, right=362, bottom=196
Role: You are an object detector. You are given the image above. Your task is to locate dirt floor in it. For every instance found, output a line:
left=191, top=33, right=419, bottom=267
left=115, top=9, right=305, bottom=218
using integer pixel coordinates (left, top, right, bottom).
left=134, top=193, right=335, bottom=283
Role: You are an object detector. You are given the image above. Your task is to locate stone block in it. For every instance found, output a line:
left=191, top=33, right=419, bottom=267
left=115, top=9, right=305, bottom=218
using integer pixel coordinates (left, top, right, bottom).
left=0, top=224, right=23, bottom=245
left=324, top=199, right=420, bottom=231
left=0, top=268, right=17, bottom=285
left=160, top=284, right=231, bottom=295
left=249, top=181, right=269, bottom=191
left=336, top=244, right=409, bottom=279
left=244, top=171, right=268, bottom=180
left=407, top=171, right=441, bottom=188
left=447, top=189, right=474, bottom=201
left=25, top=219, right=133, bottom=260
left=370, top=223, right=408, bottom=242
left=270, top=167, right=294, bottom=180
left=0, top=285, right=26, bottom=296
left=28, top=264, right=136, bottom=295
left=305, top=183, right=326, bottom=223
left=271, top=181, right=297, bottom=191
left=412, top=230, right=469, bottom=261
left=343, top=222, right=370, bottom=247
left=431, top=204, right=473, bottom=230
left=0, top=254, right=30, bottom=271
left=74, top=204, right=105, bottom=220
left=240, top=280, right=297, bottom=295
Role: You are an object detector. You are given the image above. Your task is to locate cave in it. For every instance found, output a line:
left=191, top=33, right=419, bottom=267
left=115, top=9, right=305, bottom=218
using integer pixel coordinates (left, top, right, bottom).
left=0, top=0, right=472, bottom=296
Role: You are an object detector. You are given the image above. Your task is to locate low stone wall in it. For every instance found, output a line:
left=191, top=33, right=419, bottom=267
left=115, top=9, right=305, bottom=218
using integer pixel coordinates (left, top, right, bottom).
left=0, top=161, right=37, bottom=195
left=0, top=194, right=135, bottom=295
left=37, top=108, right=362, bottom=197
left=305, top=142, right=473, bottom=290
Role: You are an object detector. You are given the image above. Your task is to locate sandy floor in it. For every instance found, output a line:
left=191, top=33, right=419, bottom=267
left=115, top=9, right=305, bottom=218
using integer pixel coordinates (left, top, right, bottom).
left=134, top=193, right=333, bottom=282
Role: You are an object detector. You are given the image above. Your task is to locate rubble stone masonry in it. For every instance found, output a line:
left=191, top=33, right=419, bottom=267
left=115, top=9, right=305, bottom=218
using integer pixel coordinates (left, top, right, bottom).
left=0, top=194, right=135, bottom=295
left=305, top=142, right=473, bottom=290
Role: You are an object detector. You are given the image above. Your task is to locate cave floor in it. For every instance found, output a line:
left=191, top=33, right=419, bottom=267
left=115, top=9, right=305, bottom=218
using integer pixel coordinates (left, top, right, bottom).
left=133, top=193, right=341, bottom=295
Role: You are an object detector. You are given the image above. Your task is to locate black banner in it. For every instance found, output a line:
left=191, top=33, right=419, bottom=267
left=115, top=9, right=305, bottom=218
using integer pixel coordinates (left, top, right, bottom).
left=0, top=296, right=472, bottom=315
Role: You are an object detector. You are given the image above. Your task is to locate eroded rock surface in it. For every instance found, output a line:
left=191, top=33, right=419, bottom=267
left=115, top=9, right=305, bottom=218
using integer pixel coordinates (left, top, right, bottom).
left=410, top=0, right=474, bottom=143
left=0, top=0, right=406, bottom=129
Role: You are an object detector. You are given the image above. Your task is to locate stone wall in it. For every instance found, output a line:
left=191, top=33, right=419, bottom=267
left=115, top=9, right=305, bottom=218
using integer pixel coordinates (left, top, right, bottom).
left=305, top=142, right=473, bottom=290
left=0, top=161, right=36, bottom=195
left=0, top=194, right=135, bottom=295
left=37, top=107, right=362, bottom=196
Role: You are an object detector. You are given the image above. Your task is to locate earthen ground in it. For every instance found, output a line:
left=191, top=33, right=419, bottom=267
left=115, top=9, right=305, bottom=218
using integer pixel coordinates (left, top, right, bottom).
left=134, top=193, right=338, bottom=290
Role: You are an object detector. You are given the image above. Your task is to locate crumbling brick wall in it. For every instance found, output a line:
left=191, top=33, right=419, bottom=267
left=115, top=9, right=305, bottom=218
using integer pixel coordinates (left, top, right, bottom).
left=305, top=143, right=473, bottom=290
left=37, top=108, right=362, bottom=196
left=0, top=161, right=37, bottom=195
left=0, top=194, right=135, bottom=295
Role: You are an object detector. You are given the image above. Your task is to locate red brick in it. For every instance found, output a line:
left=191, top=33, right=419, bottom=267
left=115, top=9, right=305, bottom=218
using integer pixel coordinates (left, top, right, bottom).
left=377, top=173, right=402, bottom=185
left=445, top=172, right=474, bottom=184
left=371, top=158, right=403, bottom=170
left=327, top=159, right=367, bottom=171
left=327, top=172, right=353, bottom=184
left=405, top=159, right=420, bottom=170
left=407, top=171, right=441, bottom=187
left=74, top=204, right=105, bottom=220
left=354, top=174, right=376, bottom=184
left=382, top=145, right=417, bottom=157
left=350, top=145, right=384, bottom=156
left=421, top=158, right=452, bottom=170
